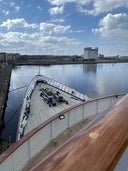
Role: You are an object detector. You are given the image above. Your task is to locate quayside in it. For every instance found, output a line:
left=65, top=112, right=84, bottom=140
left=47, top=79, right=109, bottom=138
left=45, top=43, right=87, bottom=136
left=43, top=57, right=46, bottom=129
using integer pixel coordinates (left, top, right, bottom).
left=0, top=92, right=126, bottom=171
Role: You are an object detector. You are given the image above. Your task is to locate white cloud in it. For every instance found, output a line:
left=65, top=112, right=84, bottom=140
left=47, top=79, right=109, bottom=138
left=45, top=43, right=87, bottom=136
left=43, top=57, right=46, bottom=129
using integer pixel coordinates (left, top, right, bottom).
left=39, top=22, right=71, bottom=34
left=48, top=0, right=90, bottom=15
left=15, top=6, right=20, bottom=12
left=99, top=13, right=128, bottom=30
left=0, top=18, right=72, bottom=34
left=53, top=25, right=71, bottom=33
left=49, top=6, right=64, bottom=15
left=48, top=0, right=67, bottom=6
left=48, top=0, right=128, bottom=15
left=39, top=35, right=79, bottom=45
left=0, top=18, right=38, bottom=30
left=48, top=0, right=90, bottom=6
left=37, top=6, right=42, bottom=11
left=2, top=10, right=10, bottom=16
left=49, top=18, right=65, bottom=23
left=79, top=0, right=128, bottom=15
left=9, top=1, right=20, bottom=12
left=9, top=1, right=15, bottom=7
left=92, top=13, right=128, bottom=39
left=0, top=31, right=80, bottom=55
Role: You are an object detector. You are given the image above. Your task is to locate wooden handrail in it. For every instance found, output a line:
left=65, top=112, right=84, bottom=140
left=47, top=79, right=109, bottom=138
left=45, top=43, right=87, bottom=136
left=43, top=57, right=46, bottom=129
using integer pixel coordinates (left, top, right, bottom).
left=30, top=94, right=128, bottom=171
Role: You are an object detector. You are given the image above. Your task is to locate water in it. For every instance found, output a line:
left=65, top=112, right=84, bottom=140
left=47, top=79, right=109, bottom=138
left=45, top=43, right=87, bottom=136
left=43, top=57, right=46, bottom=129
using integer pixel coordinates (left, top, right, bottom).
left=1, top=63, right=128, bottom=142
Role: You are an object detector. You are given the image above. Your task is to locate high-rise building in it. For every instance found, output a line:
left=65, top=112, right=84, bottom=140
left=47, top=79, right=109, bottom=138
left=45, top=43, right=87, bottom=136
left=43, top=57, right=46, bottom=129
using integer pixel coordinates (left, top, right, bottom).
left=84, top=47, right=98, bottom=59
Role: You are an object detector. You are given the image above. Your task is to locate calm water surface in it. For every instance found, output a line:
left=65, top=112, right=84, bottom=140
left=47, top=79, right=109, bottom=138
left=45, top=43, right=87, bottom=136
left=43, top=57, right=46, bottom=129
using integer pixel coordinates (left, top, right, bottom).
left=1, top=63, right=128, bottom=142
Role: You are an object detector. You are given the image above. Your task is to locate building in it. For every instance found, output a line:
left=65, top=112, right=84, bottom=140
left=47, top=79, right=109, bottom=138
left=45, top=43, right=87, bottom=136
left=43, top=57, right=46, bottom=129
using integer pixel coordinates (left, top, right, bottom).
left=98, top=54, right=104, bottom=59
left=6, top=53, right=20, bottom=62
left=0, top=53, right=6, bottom=62
left=120, top=56, right=128, bottom=60
left=0, top=52, right=20, bottom=62
left=83, top=47, right=98, bottom=59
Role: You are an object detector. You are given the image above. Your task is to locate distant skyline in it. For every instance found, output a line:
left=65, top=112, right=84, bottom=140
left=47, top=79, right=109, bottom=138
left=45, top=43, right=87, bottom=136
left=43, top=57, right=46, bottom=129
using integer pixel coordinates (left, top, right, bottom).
left=0, top=0, right=128, bottom=56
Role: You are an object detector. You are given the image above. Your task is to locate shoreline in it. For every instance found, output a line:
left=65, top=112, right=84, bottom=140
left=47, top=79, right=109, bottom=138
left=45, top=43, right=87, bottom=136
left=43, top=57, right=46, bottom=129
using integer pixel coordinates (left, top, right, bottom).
left=13, top=59, right=128, bottom=66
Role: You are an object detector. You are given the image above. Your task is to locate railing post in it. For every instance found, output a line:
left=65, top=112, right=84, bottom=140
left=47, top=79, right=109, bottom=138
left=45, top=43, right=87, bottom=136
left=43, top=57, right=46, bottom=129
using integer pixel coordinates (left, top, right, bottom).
left=82, top=103, right=85, bottom=120
left=67, top=111, right=70, bottom=128
left=28, top=139, right=31, bottom=164
left=96, top=99, right=98, bottom=115
left=50, top=122, right=53, bottom=140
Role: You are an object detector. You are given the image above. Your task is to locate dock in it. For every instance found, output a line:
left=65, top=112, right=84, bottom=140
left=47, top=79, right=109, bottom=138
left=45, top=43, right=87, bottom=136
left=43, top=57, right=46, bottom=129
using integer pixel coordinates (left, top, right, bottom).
left=0, top=64, right=12, bottom=136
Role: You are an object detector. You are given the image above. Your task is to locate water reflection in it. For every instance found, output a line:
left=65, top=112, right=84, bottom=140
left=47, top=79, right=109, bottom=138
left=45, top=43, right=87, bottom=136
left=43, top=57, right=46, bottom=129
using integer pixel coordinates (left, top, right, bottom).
left=83, top=64, right=97, bottom=73
left=1, top=63, right=128, bottom=142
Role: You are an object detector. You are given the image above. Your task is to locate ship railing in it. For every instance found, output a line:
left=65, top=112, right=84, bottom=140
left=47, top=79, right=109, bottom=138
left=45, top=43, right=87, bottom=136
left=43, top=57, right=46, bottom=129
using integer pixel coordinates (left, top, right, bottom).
left=17, top=76, right=38, bottom=140
left=0, top=93, right=125, bottom=171
left=36, top=75, right=89, bottom=101
left=31, top=94, right=128, bottom=171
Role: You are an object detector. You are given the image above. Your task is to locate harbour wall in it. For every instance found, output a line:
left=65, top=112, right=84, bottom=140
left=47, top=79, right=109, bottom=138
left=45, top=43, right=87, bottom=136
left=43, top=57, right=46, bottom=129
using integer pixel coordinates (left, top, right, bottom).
left=0, top=64, right=12, bottom=136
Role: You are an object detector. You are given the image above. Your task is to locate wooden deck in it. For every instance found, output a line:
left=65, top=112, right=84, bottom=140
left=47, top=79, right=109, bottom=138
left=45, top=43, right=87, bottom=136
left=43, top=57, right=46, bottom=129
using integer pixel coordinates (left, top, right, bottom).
left=29, top=94, right=128, bottom=171
left=24, top=82, right=85, bottom=135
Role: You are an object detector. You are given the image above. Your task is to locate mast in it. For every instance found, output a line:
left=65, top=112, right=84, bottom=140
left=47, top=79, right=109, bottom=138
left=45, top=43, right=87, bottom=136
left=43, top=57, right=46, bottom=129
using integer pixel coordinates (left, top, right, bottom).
left=38, top=66, right=40, bottom=75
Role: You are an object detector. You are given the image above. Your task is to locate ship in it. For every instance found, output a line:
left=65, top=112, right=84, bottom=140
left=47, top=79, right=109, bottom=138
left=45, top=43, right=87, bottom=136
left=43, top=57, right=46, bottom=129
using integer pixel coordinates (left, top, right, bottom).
left=0, top=74, right=127, bottom=171
left=17, top=74, right=89, bottom=140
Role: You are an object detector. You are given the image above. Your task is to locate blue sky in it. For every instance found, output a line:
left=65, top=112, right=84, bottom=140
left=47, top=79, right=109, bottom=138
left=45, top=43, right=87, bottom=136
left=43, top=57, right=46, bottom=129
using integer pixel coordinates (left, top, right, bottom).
left=0, top=0, right=128, bottom=56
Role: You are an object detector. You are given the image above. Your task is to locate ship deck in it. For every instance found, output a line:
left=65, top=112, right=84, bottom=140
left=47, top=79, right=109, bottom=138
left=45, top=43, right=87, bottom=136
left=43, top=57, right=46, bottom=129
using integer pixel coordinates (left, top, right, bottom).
left=24, top=82, right=85, bottom=135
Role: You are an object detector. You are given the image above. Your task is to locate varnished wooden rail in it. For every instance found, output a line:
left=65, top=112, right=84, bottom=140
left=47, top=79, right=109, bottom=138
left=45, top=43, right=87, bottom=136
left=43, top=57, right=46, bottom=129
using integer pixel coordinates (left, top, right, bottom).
left=30, top=94, right=128, bottom=171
